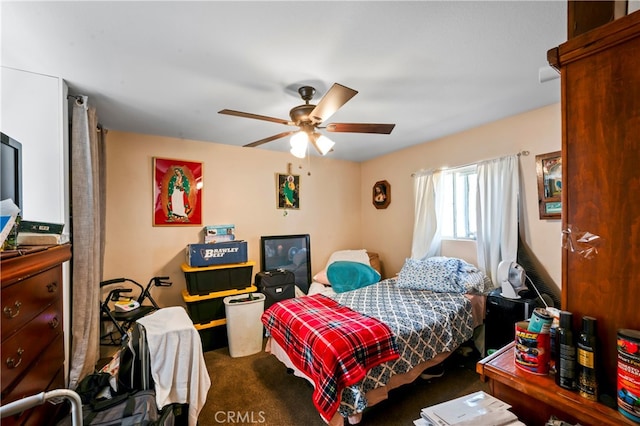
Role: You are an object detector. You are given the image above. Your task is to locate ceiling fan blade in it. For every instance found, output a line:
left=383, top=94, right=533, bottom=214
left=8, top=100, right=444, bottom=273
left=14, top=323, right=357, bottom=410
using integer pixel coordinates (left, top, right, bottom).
left=308, top=83, right=358, bottom=124
left=243, top=131, right=295, bottom=148
left=325, top=123, right=396, bottom=134
left=218, top=109, right=292, bottom=126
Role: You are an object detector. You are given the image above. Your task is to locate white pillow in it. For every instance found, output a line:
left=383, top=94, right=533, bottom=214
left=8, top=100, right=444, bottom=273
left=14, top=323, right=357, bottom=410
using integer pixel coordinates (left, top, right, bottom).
left=313, top=249, right=371, bottom=285
left=327, top=249, right=370, bottom=266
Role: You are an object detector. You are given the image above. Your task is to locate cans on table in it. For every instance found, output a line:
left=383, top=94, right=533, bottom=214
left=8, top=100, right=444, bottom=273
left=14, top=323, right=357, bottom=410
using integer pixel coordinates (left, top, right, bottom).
left=515, top=320, right=551, bottom=375
left=528, top=307, right=553, bottom=334
left=617, top=329, right=640, bottom=423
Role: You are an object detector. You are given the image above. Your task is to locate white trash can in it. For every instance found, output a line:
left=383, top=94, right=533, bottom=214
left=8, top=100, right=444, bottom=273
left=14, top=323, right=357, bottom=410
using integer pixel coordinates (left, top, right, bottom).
left=223, top=292, right=265, bottom=358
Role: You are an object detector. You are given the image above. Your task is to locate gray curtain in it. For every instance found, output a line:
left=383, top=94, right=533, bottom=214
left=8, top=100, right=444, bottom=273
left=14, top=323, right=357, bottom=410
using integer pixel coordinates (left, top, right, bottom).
left=69, top=96, right=105, bottom=388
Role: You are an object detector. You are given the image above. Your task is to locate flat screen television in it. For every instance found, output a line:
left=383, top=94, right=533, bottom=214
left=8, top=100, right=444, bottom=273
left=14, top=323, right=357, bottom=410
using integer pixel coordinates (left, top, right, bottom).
left=260, top=234, right=311, bottom=293
left=1, top=132, right=23, bottom=212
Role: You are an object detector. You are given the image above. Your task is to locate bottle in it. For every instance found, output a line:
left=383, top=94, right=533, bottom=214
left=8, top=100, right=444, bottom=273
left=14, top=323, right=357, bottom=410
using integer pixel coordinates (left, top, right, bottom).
left=555, top=311, right=577, bottom=390
left=577, top=316, right=598, bottom=401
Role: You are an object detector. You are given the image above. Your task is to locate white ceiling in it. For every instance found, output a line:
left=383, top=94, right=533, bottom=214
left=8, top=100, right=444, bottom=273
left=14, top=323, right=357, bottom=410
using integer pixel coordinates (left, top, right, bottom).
left=1, top=1, right=566, bottom=162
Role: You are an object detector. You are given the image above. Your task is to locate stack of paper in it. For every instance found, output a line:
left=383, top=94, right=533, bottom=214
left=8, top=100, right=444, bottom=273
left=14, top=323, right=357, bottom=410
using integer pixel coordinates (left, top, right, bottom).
left=413, top=391, right=525, bottom=426
left=17, top=220, right=68, bottom=246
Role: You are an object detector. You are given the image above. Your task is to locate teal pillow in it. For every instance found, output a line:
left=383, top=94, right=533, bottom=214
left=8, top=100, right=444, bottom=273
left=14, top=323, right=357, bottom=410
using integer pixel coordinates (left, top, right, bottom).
left=327, top=261, right=381, bottom=293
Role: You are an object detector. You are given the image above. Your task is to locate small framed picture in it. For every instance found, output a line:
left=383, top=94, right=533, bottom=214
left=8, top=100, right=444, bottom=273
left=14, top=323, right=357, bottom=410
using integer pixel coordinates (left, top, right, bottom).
left=372, top=180, right=390, bottom=209
left=536, top=151, right=561, bottom=220
left=277, top=173, right=300, bottom=210
left=153, top=157, right=203, bottom=226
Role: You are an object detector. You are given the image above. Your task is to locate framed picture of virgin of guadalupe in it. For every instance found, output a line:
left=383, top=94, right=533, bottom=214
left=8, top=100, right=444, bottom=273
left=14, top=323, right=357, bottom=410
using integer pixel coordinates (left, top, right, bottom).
left=153, top=157, right=203, bottom=226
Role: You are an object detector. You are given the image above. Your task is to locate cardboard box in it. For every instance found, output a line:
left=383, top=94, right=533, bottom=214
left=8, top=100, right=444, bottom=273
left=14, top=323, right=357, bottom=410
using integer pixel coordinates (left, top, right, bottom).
left=203, top=224, right=235, bottom=243
left=182, top=260, right=255, bottom=295
left=204, top=234, right=235, bottom=244
left=186, top=241, right=247, bottom=267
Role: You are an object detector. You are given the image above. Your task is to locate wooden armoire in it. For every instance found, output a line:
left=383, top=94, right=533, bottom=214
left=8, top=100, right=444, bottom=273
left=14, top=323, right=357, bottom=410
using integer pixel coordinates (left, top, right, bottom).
left=548, top=10, right=640, bottom=398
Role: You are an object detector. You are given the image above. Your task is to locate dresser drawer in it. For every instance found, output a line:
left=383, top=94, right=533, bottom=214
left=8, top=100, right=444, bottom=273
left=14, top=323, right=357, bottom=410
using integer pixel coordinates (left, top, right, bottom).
left=1, top=266, right=62, bottom=339
left=22, top=367, right=66, bottom=426
left=1, top=302, right=63, bottom=394
left=0, top=336, right=64, bottom=426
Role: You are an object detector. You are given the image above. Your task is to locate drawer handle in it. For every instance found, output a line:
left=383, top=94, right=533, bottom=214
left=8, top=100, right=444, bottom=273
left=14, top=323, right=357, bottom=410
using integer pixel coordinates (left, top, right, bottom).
left=6, top=348, right=24, bottom=369
left=3, top=301, right=22, bottom=318
left=47, top=282, right=58, bottom=293
left=49, top=316, right=60, bottom=329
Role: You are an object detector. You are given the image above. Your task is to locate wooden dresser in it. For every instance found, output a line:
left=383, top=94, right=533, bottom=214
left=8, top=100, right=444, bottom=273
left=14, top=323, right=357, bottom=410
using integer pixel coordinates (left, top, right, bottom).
left=548, top=9, right=640, bottom=397
left=1, top=244, right=71, bottom=425
left=477, top=343, right=636, bottom=425
left=478, top=9, right=640, bottom=426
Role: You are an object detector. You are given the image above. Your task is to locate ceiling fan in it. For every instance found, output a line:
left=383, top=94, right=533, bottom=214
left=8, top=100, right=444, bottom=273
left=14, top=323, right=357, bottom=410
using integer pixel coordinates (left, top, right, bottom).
left=218, top=83, right=395, bottom=158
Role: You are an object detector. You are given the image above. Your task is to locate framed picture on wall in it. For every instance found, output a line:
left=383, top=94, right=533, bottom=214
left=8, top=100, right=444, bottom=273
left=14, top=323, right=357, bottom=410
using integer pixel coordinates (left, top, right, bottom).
left=536, top=151, right=561, bottom=220
left=277, top=173, right=300, bottom=210
left=153, top=157, right=203, bottom=226
left=372, top=180, right=391, bottom=209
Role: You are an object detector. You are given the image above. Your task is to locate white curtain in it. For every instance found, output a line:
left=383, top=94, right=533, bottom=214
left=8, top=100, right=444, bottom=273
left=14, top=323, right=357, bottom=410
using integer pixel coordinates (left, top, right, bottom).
left=475, top=155, right=519, bottom=287
left=69, top=96, right=105, bottom=388
left=410, top=170, right=443, bottom=259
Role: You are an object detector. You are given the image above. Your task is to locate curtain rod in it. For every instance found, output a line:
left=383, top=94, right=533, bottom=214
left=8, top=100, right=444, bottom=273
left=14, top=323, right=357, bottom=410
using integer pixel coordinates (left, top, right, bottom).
left=411, top=150, right=530, bottom=177
left=67, top=94, right=84, bottom=105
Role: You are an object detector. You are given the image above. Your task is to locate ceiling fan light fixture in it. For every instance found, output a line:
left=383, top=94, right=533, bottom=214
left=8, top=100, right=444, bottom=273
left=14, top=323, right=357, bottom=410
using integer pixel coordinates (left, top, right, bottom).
left=219, top=82, right=395, bottom=153
left=290, top=146, right=306, bottom=158
left=290, top=131, right=308, bottom=158
left=314, top=133, right=335, bottom=155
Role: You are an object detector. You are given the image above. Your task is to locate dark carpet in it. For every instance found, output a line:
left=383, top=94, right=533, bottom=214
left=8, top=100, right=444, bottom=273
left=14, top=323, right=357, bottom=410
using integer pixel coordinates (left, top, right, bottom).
left=199, top=341, right=489, bottom=426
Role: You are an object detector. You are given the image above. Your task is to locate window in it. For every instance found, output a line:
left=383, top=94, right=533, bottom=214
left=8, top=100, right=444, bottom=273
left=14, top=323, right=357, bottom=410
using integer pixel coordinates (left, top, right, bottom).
left=441, top=165, right=477, bottom=239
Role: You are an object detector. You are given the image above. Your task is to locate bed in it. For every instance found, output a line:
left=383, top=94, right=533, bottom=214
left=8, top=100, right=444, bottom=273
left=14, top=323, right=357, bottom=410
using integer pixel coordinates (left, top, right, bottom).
left=261, top=251, right=489, bottom=425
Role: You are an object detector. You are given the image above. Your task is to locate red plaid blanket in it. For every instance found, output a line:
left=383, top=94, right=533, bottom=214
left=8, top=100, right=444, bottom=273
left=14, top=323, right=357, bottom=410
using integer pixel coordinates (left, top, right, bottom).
left=261, top=294, right=399, bottom=422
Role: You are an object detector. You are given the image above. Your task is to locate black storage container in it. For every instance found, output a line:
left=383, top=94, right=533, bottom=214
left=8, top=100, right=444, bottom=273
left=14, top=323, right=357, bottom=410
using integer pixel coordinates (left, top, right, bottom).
left=195, top=319, right=228, bottom=352
left=256, top=270, right=296, bottom=310
left=182, top=286, right=257, bottom=325
left=181, top=261, right=255, bottom=296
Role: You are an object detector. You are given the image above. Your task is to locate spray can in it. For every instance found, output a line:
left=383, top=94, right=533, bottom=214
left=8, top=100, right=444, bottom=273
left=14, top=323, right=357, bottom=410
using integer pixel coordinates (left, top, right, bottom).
left=555, top=311, right=577, bottom=390
left=617, top=329, right=640, bottom=422
left=577, top=316, right=598, bottom=401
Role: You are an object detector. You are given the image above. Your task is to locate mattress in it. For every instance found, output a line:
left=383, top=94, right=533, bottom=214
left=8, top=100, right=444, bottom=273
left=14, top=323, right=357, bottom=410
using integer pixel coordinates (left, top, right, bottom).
left=266, top=278, right=480, bottom=424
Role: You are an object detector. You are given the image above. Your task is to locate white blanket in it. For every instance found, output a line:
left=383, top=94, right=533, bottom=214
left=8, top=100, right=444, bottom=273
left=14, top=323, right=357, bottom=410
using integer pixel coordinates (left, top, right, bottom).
left=137, top=306, right=211, bottom=426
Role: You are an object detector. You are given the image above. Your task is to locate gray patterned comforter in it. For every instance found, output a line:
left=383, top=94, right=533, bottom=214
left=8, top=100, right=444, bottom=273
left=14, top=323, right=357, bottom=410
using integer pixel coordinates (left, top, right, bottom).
left=331, top=278, right=474, bottom=416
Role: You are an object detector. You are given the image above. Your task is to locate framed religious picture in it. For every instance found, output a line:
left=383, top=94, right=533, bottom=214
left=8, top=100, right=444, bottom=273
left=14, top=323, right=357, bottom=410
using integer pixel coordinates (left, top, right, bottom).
left=277, top=173, right=300, bottom=210
left=536, top=151, right=562, bottom=220
left=372, top=180, right=391, bottom=209
left=153, top=157, right=203, bottom=226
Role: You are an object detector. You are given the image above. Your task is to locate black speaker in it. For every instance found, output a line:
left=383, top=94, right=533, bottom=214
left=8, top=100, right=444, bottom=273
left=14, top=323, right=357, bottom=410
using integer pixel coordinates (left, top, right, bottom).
left=485, top=288, right=542, bottom=352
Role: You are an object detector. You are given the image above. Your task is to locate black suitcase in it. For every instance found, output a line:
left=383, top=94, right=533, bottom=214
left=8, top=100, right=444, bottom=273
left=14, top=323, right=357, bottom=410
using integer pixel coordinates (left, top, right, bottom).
left=256, top=269, right=296, bottom=309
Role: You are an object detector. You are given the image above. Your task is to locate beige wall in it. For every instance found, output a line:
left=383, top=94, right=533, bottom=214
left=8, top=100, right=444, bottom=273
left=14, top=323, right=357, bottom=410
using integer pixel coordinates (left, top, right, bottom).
left=104, top=103, right=562, bottom=307
left=360, top=103, right=562, bottom=289
left=104, top=132, right=362, bottom=307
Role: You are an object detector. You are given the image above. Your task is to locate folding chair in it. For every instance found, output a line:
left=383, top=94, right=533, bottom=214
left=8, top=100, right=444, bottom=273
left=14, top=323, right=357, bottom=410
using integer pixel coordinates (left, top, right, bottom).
left=100, top=276, right=172, bottom=345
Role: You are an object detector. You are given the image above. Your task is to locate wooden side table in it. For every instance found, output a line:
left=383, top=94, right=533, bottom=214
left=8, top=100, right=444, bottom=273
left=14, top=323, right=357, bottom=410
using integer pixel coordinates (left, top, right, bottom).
left=476, top=342, right=635, bottom=426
